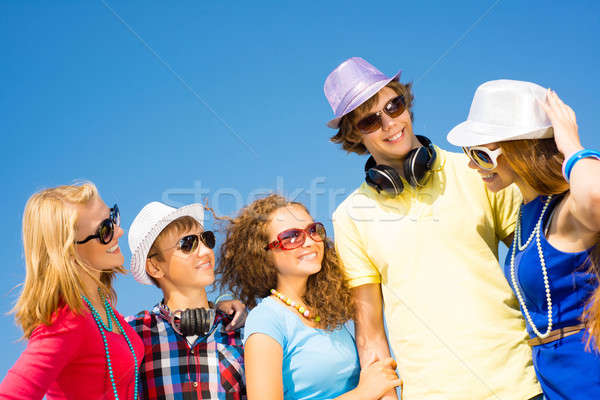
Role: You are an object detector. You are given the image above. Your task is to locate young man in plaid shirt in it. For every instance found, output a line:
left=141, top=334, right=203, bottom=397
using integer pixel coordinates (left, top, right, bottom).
left=127, top=201, right=246, bottom=400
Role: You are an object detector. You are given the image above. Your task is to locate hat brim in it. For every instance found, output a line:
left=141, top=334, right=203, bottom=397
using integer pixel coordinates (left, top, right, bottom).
left=447, top=119, right=554, bottom=147
left=130, top=203, right=205, bottom=285
left=326, top=70, right=402, bottom=129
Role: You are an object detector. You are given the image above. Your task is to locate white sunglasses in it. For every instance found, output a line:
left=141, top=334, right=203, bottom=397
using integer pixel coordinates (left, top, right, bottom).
left=462, top=146, right=503, bottom=171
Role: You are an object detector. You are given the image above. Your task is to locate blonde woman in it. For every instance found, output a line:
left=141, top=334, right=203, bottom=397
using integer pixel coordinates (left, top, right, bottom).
left=0, top=183, right=143, bottom=400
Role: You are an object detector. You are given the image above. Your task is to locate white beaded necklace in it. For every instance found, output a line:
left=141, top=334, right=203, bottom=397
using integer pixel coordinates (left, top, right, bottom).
left=510, top=195, right=554, bottom=339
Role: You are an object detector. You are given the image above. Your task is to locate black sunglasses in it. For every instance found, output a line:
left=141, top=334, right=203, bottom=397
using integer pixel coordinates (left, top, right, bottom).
left=76, top=204, right=120, bottom=245
left=161, top=231, right=216, bottom=255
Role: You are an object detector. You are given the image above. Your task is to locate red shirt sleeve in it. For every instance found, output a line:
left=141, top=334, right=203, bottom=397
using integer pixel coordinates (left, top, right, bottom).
left=0, top=307, right=85, bottom=400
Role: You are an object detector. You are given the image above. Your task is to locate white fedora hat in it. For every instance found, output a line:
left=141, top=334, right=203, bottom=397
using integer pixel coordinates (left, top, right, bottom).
left=447, top=79, right=554, bottom=147
left=128, top=201, right=205, bottom=285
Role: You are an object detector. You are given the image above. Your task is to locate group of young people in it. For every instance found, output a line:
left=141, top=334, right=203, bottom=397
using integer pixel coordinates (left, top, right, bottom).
left=1, top=56, right=599, bottom=400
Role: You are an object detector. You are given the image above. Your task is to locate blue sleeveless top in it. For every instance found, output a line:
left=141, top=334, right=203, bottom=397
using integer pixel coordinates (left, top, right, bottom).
left=504, top=195, right=600, bottom=399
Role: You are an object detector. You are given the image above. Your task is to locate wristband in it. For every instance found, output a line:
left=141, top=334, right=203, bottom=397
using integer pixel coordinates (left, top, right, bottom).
left=215, top=292, right=235, bottom=304
left=562, top=149, right=600, bottom=182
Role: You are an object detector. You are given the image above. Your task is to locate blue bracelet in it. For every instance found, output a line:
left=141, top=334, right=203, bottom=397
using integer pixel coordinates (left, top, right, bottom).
left=562, top=149, right=600, bottom=182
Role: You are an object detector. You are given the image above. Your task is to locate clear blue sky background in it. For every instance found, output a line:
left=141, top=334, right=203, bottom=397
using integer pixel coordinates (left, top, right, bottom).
left=1, top=0, right=599, bottom=380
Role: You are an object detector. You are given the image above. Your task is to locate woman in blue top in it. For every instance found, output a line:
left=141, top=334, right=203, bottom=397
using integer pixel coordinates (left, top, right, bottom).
left=217, top=194, right=402, bottom=400
left=448, top=79, right=600, bottom=399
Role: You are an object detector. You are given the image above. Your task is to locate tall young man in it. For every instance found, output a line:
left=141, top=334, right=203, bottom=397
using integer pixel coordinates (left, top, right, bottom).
left=324, top=57, right=541, bottom=400
left=127, top=202, right=246, bottom=400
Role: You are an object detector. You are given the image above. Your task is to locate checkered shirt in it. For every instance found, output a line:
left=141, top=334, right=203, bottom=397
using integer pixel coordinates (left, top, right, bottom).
left=127, top=303, right=246, bottom=400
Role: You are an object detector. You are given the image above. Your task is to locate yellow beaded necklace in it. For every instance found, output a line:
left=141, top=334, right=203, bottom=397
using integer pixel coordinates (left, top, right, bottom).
left=270, top=289, right=321, bottom=323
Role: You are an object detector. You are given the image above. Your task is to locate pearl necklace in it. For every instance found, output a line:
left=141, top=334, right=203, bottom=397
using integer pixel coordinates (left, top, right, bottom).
left=270, top=289, right=321, bottom=322
left=82, top=294, right=139, bottom=400
left=510, top=195, right=553, bottom=339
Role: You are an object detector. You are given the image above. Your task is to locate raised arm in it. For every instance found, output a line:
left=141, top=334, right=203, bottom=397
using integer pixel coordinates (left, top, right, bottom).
left=541, top=89, right=600, bottom=233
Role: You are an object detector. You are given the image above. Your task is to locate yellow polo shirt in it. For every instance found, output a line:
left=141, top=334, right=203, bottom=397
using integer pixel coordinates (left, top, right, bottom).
left=333, top=148, right=540, bottom=400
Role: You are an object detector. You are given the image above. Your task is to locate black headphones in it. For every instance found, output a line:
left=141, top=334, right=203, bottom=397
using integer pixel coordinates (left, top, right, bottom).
left=179, top=308, right=215, bottom=337
left=159, top=303, right=215, bottom=337
left=364, top=135, right=437, bottom=196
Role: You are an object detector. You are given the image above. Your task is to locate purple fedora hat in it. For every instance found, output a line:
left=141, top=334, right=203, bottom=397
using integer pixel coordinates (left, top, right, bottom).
left=324, top=57, right=401, bottom=129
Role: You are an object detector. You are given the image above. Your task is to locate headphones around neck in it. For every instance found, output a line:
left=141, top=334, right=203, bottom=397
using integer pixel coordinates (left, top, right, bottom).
left=159, top=303, right=216, bottom=337
left=364, top=135, right=437, bottom=196
left=180, top=307, right=215, bottom=337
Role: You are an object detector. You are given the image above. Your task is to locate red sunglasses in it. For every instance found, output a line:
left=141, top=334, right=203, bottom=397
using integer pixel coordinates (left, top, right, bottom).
left=264, top=222, right=326, bottom=251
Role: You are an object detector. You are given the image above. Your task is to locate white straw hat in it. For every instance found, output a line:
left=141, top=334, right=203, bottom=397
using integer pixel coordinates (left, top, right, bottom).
left=447, top=79, right=554, bottom=147
left=128, top=201, right=205, bottom=285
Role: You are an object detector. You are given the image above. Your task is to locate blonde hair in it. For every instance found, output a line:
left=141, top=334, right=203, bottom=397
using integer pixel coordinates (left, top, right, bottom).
left=12, top=182, right=123, bottom=338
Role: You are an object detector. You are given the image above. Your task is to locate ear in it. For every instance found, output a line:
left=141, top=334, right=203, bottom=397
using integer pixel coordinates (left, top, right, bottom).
left=146, top=258, right=165, bottom=280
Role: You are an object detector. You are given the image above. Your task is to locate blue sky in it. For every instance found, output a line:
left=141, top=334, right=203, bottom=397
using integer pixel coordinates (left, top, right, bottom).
left=1, top=1, right=599, bottom=379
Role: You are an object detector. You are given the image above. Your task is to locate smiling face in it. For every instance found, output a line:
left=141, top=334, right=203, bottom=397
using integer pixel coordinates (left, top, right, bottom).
left=266, top=205, right=324, bottom=281
left=467, top=142, right=518, bottom=192
left=147, top=223, right=216, bottom=291
left=75, top=196, right=125, bottom=271
left=356, top=86, right=421, bottom=166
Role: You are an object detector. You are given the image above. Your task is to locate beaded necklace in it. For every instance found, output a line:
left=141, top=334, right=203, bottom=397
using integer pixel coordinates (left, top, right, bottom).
left=509, top=195, right=553, bottom=339
left=82, top=293, right=139, bottom=400
left=270, top=289, right=321, bottom=322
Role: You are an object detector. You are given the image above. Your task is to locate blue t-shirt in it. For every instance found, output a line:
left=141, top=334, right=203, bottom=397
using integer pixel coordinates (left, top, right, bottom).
left=243, top=296, right=360, bottom=400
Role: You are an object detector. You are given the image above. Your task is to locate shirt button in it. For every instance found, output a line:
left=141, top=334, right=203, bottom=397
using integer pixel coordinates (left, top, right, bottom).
left=192, top=382, right=198, bottom=388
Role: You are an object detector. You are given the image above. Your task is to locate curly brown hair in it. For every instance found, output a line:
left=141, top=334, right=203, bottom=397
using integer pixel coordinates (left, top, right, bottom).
left=330, top=80, right=415, bottom=155
left=216, top=194, right=354, bottom=330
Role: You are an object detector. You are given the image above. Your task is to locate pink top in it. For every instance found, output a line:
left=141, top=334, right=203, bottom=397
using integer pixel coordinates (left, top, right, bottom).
left=0, top=303, right=144, bottom=400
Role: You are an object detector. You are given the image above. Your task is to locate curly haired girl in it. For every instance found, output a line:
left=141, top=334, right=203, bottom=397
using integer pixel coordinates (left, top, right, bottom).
left=217, top=194, right=401, bottom=400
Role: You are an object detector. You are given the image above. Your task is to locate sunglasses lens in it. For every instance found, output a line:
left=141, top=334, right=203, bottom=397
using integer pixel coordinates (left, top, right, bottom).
left=279, top=229, right=305, bottom=250
left=356, top=114, right=381, bottom=134
left=385, top=96, right=406, bottom=118
left=178, top=235, right=199, bottom=253
left=98, top=219, right=114, bottom=244
left=112, top=205, right=120, bottom=227
left=471, top=149, right=494, bottom=170
left=201, top=231, right=216, bottom=249
left=308, top=223, right=326, bottom=242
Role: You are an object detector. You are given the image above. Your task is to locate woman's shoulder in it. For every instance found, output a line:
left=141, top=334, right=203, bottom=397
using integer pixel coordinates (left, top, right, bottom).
left=244, top=297, right=291, bottom=345
left=246, top=297, right=284, bottom=325
left=30, top=303, right=90, bottom=339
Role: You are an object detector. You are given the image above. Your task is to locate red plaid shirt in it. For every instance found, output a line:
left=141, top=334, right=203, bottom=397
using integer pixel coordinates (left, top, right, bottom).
left=127, top=304, right=246, bottom=400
